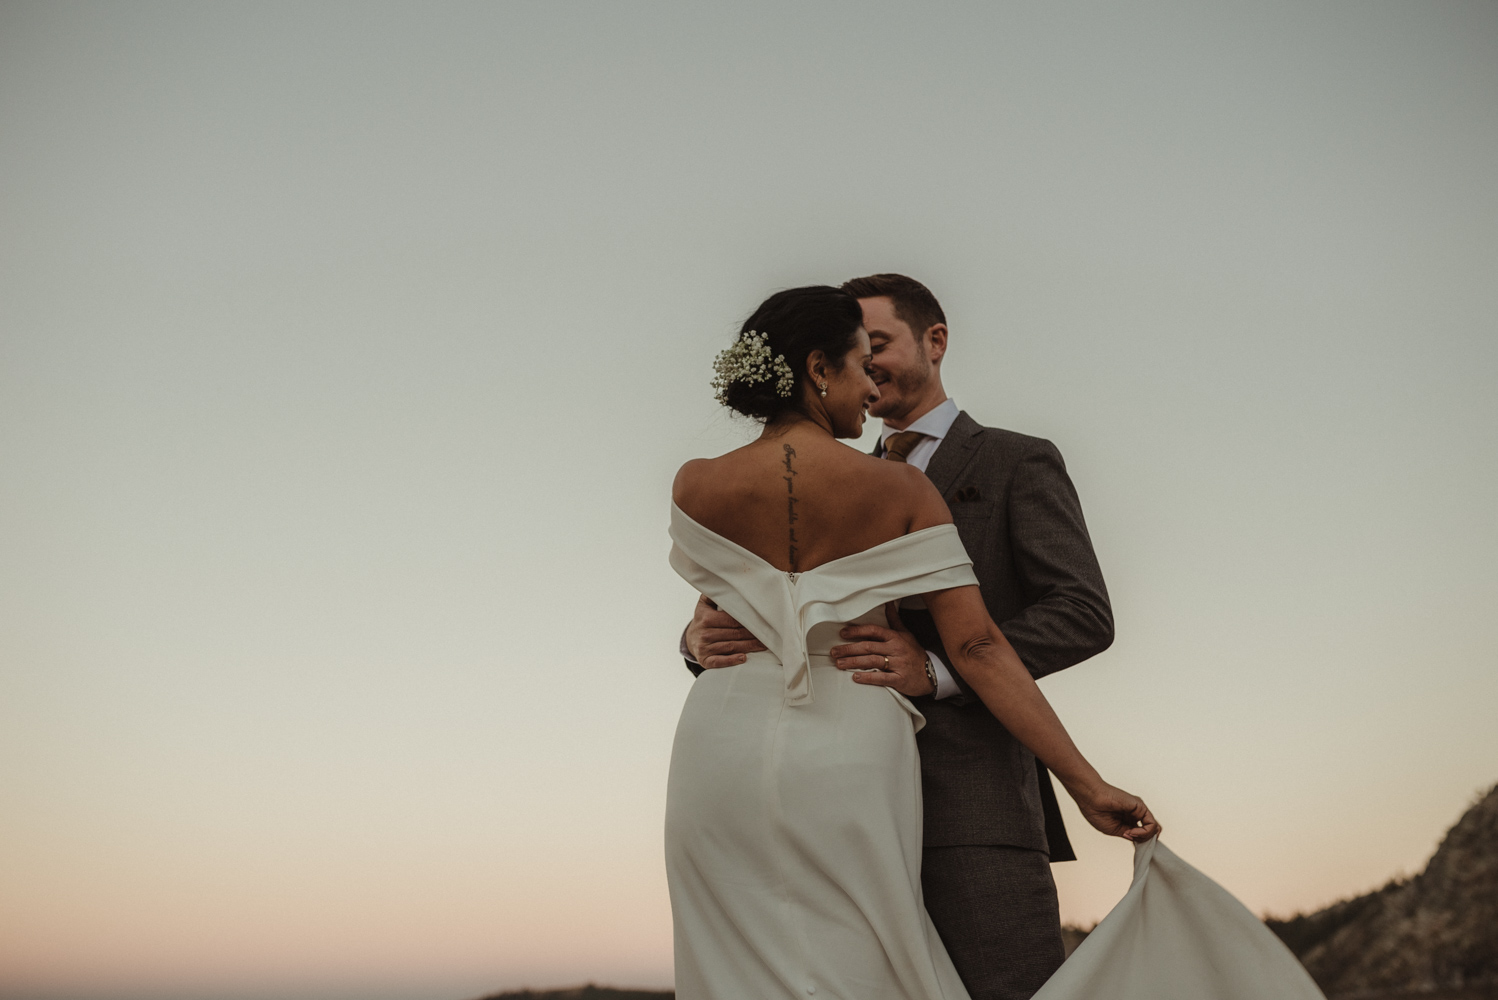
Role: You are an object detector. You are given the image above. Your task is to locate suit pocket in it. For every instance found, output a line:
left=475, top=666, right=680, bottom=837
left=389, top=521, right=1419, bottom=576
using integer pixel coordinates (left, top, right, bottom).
left=949, top=500, right=998, bottom=577
left=949, top=499, right=997, bottom=525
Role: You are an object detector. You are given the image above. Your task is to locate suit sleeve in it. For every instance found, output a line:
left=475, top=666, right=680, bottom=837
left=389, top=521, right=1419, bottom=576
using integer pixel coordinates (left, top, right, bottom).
left=996, top=439, right=1114, bottom=680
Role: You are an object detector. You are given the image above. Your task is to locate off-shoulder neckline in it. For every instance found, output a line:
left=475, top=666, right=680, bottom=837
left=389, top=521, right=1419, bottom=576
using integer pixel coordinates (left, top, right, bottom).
left=670, top=501, right=956, bottom=577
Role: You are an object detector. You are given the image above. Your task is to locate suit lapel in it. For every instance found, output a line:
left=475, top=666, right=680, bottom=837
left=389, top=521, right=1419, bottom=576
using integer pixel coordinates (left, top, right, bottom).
left=923, top=411, right=983, bottom=497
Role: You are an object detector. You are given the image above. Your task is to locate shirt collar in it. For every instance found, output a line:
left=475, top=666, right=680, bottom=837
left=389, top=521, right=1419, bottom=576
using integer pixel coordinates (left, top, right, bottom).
left=880, top=397, right=959, bottom=445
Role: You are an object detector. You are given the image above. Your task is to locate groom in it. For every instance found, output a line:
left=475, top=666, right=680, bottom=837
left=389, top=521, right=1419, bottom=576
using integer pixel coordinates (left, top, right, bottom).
left=682, top=273, right=1114, bottom=1000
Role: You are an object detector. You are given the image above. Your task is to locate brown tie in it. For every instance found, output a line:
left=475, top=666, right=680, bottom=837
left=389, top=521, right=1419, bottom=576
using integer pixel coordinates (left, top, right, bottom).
left=882, top=431, right=928, bottom=464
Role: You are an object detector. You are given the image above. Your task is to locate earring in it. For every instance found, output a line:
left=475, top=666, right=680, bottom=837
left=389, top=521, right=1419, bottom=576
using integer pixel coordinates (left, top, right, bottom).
left=818, top=381, right=828, bottom=397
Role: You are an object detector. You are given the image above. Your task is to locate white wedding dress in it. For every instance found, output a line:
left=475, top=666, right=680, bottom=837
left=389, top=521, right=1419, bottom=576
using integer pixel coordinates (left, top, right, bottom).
left=1034, top=837, right=1326, bottom=1000
left=666, top=502, right=1326, bottom=1000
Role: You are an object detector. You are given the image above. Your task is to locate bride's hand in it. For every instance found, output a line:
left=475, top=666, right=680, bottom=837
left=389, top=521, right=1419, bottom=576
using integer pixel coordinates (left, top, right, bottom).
left=1073, top=780, right=1161, bottom=843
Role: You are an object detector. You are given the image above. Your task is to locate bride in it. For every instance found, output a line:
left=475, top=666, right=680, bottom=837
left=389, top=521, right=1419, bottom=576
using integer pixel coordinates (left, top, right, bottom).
left=665, top=285, right=1157, bottom=1000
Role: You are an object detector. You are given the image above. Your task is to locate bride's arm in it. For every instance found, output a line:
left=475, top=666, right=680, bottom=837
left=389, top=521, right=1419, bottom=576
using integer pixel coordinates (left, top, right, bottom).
left=923, top=584, right=1162, bottom=843
left=893, top=470, right=1159, bottom=841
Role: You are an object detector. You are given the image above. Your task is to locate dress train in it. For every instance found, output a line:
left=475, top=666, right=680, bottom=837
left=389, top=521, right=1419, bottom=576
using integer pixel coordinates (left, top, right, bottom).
left=1036, top=838, right=1326, bottom=1000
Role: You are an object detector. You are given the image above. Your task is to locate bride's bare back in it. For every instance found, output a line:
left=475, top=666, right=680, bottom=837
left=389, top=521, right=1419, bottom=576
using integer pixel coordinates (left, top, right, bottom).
left=673, top=422, right=952, bottom=574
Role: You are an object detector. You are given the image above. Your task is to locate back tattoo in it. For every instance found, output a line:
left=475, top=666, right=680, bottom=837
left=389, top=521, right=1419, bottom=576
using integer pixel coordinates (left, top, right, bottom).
left=782, top=443, right=799, bottom=573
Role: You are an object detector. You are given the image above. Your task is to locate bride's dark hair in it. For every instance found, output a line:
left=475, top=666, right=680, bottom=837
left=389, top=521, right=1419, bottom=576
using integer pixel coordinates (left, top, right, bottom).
left=721, top=285, right=864, bottom=421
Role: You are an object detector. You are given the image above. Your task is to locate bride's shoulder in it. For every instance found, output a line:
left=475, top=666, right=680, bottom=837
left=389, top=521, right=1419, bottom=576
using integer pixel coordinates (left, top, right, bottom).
left=846, top=451, right=953, bottom=532
left=672, top=457, right=715, bottom=506
left=672, top=447, right=752, bottom=506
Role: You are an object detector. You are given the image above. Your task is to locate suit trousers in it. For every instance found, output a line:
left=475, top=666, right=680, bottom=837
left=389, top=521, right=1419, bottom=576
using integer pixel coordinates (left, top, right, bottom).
left=921, top=845, right=1066, bottom=1000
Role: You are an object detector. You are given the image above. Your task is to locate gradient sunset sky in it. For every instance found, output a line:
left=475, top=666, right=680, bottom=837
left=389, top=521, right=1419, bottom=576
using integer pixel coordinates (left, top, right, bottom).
left=2, top=3, right=1496, bottom=998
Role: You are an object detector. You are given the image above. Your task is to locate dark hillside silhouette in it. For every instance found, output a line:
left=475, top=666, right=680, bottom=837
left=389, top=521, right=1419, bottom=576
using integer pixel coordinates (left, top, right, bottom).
left=475, top=987, right=672, bottom=1000
left=1268, top=784, right=1498, bottom=999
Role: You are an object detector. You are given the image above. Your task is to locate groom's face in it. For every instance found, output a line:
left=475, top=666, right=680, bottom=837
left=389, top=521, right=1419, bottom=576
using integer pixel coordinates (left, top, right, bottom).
left=859, top=296, right=937, bottom=422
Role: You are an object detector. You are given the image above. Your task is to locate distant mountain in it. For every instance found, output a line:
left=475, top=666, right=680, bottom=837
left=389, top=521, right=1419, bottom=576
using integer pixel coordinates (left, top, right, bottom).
left=1268, top=784, right=1498, bottom=998
left=474, top=987, right=671, bottom=1000
left=1060, top=922, right=1092, bottom=957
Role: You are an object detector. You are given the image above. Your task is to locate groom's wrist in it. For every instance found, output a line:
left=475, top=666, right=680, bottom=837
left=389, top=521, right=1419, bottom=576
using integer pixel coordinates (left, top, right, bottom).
left=925, top=651, right=960, bottom=699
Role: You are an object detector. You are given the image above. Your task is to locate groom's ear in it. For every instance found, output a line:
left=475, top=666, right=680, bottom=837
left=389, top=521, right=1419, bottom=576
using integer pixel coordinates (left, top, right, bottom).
left=925, top=323, right=948, bottom=365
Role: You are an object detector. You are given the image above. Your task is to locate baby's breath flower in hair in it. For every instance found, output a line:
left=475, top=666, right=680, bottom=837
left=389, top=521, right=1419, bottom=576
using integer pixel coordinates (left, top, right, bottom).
left=710, top=331, right=796, bottom=405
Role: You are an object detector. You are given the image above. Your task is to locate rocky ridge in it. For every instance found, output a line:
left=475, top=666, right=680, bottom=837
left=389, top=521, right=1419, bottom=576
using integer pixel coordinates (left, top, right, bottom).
left=1267, top=784, right=1498, bottom=998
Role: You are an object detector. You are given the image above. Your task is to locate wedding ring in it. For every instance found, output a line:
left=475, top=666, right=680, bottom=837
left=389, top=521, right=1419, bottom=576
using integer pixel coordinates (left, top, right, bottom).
left=883, top=655, right=890, bottom=671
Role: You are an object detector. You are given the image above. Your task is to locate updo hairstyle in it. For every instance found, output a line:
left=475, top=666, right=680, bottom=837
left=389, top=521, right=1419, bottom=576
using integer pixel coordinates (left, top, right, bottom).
left=720, top=285, right=864, bottom=421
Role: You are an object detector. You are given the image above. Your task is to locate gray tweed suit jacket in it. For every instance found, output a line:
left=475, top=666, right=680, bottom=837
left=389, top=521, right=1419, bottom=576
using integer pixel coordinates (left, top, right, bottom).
left=890, top=412, right=1113, bottom=858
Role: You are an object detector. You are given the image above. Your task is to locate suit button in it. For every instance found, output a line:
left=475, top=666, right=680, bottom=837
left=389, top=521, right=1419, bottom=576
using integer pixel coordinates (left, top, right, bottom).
left=807, top=986, right=816, bottom=995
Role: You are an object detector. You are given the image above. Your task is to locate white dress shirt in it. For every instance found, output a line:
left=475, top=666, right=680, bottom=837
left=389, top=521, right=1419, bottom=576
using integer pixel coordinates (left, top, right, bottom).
left=878, top=398, right=963, bottom=699
left=683, top=397, right=966, bottom=700
left=878, top=397, right=960, bottom=473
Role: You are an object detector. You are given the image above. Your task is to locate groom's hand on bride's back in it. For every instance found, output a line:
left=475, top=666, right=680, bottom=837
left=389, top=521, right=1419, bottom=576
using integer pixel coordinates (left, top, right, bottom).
left=687, top=594, right=767, bottom=669
left=829, top=603, right=938, bottom=698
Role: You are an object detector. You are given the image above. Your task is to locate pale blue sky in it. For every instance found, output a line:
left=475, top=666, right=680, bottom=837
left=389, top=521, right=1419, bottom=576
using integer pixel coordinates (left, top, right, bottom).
left=2, top=3, right=1496, bottom=997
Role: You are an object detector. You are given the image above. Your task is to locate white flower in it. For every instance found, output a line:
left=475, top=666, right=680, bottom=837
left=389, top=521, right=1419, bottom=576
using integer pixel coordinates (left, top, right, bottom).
left=711, top=331, right=796, bottom=404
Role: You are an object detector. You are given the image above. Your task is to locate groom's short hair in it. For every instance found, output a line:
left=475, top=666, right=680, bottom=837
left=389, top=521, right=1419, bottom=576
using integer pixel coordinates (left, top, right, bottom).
left=841, top=273, right=947, bottom=340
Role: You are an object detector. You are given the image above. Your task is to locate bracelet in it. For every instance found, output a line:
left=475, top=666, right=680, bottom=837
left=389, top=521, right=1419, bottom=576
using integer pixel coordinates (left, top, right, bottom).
left=922, top=654, right=938, bottom=694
